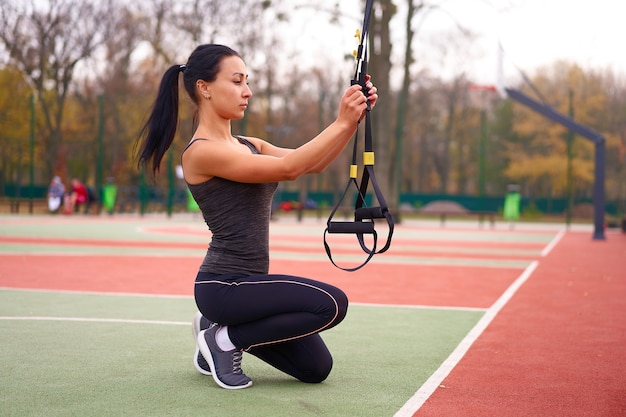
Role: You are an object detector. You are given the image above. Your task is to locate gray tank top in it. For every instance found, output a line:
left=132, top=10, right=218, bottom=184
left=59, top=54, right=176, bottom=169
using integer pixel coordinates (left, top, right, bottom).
left=183, top=137, right=278, bottom=275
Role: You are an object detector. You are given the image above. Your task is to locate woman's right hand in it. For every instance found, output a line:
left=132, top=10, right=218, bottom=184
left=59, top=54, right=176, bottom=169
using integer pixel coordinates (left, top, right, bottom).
left=337, top=84, right=369, bottom=126
left=336, top=77, right=378, bottom=126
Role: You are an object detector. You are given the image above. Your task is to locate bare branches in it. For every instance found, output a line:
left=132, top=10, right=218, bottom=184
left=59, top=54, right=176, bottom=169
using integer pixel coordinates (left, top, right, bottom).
left=0, top=0, right=110, bottom=177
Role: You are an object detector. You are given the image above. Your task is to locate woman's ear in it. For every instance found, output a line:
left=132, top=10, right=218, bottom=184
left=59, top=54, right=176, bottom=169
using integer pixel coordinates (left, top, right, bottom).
left=196, top=80, right=211, bottom=100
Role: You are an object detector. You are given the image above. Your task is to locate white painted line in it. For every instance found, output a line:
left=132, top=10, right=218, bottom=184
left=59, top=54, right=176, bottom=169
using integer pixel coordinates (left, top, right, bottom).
left=394, top=260, right=539, bottom=417
left=541, top=229, right=566, bottom=257
left=0, top=316, right=189, bottom=326
left=0, top=288, right=487, bottom=312
left=0, top=286, right=192, bottom=299
left=351, top=302, right=487, bottom=312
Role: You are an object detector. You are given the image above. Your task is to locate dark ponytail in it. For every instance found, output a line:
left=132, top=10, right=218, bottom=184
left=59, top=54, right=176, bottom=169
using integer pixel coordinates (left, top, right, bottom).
left=137, top=64, right=183, bottom=175
left=136, top=44, right=240, bottom=175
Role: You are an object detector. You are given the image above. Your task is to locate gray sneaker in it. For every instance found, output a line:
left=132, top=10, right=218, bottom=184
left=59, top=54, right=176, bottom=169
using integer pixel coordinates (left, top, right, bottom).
left=192, top=312, right=214, bottom=376
left=197, top=326, right=253, bottom=390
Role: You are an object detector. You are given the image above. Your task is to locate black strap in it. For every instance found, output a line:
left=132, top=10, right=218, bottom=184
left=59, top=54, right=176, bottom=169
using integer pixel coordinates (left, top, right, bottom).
left=323, top=0, right=394, bottom=272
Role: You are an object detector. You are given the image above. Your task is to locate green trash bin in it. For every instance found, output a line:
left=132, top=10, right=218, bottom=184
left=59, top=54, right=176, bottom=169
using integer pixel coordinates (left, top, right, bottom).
left=187, top=189, right=199, bottom=212
left=503, top=185, right=521, bottom=222
left=103, top=183, right=117, bottom=214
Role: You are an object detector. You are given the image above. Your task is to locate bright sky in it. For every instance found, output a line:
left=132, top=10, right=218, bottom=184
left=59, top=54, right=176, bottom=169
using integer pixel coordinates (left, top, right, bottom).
left=429, top=0, right=626, bottom=84
left=286, top=0, right=626, bottom=87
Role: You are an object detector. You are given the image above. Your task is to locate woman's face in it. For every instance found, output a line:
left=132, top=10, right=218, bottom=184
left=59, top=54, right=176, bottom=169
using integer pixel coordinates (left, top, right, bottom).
left=203, top=55, right=252, bottom=120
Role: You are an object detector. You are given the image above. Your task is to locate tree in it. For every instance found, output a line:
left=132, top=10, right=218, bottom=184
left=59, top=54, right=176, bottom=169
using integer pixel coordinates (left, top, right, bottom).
left=505, top=62, right=601, bottom=200
left=602, top=71, right=626, bottom=217
left=0, top=0, right=110, bottom=180
left=0, top=68, right=33, bottom=191
left=488, top=98, right=521, bottom=194
left=131, top=0, right=289, bottom=155
left=89, top=3, right=149, bottom=187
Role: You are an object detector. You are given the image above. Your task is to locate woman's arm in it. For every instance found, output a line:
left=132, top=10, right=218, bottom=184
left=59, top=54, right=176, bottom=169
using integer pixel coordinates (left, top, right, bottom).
left=298, top=77, right=377, bottom=174
left=252, top=78, right=378, bottom=175
left=184, top=83, right=375, bottom=184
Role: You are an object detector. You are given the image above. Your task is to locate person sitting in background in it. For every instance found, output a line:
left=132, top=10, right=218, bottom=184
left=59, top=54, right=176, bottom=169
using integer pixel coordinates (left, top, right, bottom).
left=64, top=178, right=88, bottom=214
left=47, top=176, right=65, bottom=213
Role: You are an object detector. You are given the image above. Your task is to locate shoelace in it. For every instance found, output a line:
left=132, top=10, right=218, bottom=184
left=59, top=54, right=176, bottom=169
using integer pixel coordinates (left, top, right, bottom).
left=231, top=350, right=243, bottom=374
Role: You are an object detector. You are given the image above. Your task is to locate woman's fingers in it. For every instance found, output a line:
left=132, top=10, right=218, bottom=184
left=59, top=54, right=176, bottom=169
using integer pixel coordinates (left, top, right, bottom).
left=339, top=81, right=379, bottom=124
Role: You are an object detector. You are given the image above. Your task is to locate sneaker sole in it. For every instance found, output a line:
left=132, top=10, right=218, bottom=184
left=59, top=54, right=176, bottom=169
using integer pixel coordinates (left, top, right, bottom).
left=192, top=312, right=211, bottom=376
left=197, top=329, right=253, bottom=390
left=192, top=312, right=203, bottom=339
left=193, top=346, right=212, bottom=376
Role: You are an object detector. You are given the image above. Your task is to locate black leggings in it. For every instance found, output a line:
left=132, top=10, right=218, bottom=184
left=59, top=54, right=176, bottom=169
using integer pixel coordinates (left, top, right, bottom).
left=194, top=272, right=349, bottom=383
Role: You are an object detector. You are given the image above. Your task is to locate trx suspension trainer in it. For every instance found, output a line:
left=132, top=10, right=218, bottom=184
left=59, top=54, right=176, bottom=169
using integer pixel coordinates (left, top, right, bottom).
left=323, top=0, right=394, bottom=271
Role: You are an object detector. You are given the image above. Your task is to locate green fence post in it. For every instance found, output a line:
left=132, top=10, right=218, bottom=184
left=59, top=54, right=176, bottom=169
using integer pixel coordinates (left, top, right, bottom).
left=29, top=93, right=35, bottom=214
left=167, top=150, right=174, bottom=217
left=566, top=89, right=574, bottom=228
left=139, top=169, right=147, bottom=216
left=96, top=94, right=104, bottom=212
left=478, top=108, right=487, bottom=211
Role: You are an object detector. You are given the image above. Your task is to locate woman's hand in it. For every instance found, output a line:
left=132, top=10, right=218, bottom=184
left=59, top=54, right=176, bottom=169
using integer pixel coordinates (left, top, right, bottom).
left=361, top=75, right=378, bottom=120
left=336, top=75, right=378, bottom=126
left=364, top=75, right=378, bottom=108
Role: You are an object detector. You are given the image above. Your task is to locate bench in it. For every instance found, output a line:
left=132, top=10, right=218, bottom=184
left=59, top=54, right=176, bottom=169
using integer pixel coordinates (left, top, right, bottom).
left=434, top=210, right=496, bottom=227
left=0, top=197, right=49, bottom=214
left=418, top=200, right=496, bottom=228
left=0, top=197, right=101, bottom=215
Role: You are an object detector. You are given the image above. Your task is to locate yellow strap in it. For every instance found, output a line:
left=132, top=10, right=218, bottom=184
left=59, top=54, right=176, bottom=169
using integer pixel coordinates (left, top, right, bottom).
left=350, top=165, right=358, bottom=179
left=363, top=152, right=375, bottom=166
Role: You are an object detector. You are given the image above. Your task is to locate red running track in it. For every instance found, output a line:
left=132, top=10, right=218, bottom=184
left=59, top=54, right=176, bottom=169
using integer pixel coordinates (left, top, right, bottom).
left=414, top=231, right=626, bottom=417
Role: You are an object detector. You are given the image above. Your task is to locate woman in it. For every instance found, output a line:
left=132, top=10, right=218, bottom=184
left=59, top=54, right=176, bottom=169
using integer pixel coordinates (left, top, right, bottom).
left=136, top=44, right=378, bottom=390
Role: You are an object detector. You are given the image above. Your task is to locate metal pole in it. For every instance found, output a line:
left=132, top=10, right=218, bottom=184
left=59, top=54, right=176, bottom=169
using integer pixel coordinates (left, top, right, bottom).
left=167, top=149, right=174, bottom=217
left=394, top=88, right=406, bottom=218
left=29, top=93, right=35, bottom=214
left=593, top=140, right=606, bottom=240
left=469, top=84, right=497, bottom=213
left=317, top=89, right=325, bottom=219
left=478, top=107, right=487, bottom=209
left=96, top=94, right=104, bottom=211
left=139, top=168, right=147, bottom=216
left=566, top=90, right=574, bottom=227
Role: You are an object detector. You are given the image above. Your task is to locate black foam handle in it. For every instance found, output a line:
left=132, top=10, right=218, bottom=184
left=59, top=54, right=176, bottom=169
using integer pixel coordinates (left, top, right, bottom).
left=327, top=221, right=375, bottom=234
left=355, top=206, right=385, bottom=220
